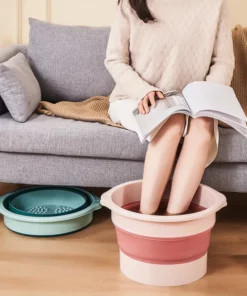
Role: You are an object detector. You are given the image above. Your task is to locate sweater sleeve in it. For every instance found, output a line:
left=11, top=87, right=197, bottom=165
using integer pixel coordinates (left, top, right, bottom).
left=205, top=0, right=235, bottom=86
left=104, top=0, right=162, bottom=103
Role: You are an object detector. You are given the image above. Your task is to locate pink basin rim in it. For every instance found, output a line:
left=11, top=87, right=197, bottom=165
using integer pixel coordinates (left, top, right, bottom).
left=115, top=225, right=213, bottom=265
left=100, top=179, right=227, bottom=223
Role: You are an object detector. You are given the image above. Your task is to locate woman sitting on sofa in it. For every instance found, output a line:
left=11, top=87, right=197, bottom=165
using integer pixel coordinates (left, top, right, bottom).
left=105, top=0, right=235, bottom=215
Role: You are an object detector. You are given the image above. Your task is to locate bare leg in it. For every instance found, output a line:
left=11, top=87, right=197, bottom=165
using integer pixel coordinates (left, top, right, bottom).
left=140, top=114, right=185, bottom=214
left=166, top=117, right=215, bottom=215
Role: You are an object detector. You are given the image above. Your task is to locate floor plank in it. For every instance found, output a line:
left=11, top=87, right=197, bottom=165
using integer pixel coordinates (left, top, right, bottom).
left=171, top=276, right=247, bottom=296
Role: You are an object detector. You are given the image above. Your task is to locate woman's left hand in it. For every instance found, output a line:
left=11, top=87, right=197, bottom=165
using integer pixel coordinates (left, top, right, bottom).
left=138, top=91, right=165, bottom=114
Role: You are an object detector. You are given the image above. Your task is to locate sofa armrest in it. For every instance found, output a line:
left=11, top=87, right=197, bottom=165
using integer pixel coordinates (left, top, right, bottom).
left=0, top=44, right=28, bottom=116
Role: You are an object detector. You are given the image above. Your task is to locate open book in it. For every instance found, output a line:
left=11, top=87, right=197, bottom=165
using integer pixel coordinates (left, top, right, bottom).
left=132, top=81, right=247, bottom=144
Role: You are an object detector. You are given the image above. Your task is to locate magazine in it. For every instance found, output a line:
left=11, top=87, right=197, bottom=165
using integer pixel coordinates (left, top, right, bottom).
left=131, top=81, right=247, bottom=144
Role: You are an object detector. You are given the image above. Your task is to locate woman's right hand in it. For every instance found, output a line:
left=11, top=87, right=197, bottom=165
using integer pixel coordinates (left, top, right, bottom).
left=138, top=91, right=165, bottom=114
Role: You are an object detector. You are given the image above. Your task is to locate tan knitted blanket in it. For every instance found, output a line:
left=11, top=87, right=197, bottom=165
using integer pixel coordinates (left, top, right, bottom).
left=37, top=25, right=247, bottom=129
left=37, top=95, right=126, bottom=129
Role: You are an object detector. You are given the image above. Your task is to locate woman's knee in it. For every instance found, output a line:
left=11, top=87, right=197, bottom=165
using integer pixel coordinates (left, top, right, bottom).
left=186, top=117, right=214, bottom=143
left=158, top=114, right=186, bottom=139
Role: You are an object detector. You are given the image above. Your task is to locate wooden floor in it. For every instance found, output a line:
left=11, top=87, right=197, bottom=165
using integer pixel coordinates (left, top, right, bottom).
left=0, top=183, right=247, bottom=295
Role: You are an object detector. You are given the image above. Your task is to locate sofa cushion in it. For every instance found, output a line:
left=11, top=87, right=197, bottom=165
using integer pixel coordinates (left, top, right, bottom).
left=0, top=112, right=147, bottom=160
left=28, top=18, right=115, bottom=103
left=0, top=53, right=41, bottom=122
left=0, top=113, right=246, bottom=162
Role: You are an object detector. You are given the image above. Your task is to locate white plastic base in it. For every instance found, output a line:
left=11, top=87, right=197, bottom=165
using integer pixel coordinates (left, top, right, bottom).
left=120, top=250, right=207, bottom=286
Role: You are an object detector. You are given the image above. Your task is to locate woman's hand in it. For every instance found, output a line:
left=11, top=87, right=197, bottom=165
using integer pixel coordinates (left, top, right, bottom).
left=138, top=91, right=165, bottom=114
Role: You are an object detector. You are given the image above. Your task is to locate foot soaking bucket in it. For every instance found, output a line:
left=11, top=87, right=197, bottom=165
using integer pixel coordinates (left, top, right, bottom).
left=100, top=179, right=227, bottom=286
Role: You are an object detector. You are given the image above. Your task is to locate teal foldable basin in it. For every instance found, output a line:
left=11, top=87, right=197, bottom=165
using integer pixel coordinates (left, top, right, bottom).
left=0, top=186, right=102, bottom=237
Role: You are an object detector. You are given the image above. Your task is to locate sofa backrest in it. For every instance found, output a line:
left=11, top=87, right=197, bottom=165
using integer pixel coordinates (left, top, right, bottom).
left=0, top=20, right=116, bottom=109
left=28, top=18, right=115, bottom=103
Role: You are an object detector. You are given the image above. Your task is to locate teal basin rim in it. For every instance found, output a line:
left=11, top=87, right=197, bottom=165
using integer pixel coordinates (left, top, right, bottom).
left=0, top=186, right=102, bottom=223
left=7, top=186, right=91, bottom=217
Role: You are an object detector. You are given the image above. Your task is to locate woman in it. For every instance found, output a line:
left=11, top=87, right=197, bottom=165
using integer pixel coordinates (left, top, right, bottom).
left=105, top=0, right=235, bottom=215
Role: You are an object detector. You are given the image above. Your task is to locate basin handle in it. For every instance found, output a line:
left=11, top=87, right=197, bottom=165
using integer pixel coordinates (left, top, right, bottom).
left=100, top=187, right=116, bottom=210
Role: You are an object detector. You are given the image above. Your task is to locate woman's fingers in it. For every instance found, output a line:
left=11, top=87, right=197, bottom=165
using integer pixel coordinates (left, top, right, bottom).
left=156, top=91, right=165, bottom=99
left=149, top=92, right=156, bottom=108
left=138, top=96, right=146, bottom=114
left=138, top=93, right=150, bottom=114
left=138, top=91, right=164, bottom=114
left=143, top=96, right=150, bottom=114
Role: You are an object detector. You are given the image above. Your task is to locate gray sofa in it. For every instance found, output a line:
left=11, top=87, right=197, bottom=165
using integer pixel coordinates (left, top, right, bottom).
left=0, top=35, right=247, bottom=193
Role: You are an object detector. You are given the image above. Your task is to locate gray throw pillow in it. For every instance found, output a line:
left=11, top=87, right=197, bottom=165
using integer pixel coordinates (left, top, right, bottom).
left=28, top=17, right=115, bottom=103
left=0, top=52, right=41, bottom=122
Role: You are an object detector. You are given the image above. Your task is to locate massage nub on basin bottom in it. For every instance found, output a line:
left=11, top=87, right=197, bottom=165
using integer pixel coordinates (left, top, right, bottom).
left=100, top=179, right=227, bottom=287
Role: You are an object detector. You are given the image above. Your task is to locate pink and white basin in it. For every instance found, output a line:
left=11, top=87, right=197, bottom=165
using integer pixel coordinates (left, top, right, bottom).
left=100, top=179, right=227, bottom=287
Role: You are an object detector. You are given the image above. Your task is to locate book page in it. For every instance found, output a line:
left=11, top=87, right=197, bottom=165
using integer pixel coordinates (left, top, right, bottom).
left=196, top=110, right=246, bottom=127
left=132, top=95, right=190, bottom=143
left=182, top=81, right=247, bottom=121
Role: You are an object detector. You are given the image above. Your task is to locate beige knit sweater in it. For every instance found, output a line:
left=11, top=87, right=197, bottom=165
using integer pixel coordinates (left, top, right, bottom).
left=105, top=0, right=235, bottom=104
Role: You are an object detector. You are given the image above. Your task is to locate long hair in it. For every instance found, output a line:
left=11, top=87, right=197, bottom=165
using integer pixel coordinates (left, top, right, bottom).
left=118, top=0, right=156, bottom=23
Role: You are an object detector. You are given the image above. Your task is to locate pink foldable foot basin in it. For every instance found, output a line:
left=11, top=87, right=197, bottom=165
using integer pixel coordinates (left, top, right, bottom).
left=100, top=179, right=227, bottom=286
